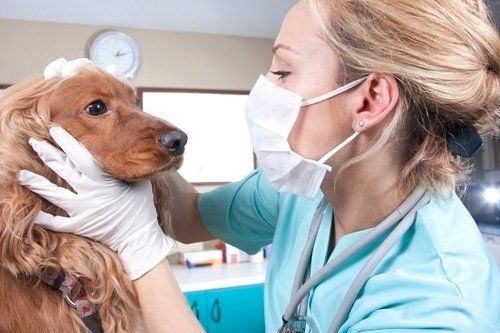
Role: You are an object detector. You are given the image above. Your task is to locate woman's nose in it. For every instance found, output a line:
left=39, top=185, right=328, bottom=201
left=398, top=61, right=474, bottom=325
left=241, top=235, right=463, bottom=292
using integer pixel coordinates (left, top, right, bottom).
left=159, top=130, right=188, bottom=156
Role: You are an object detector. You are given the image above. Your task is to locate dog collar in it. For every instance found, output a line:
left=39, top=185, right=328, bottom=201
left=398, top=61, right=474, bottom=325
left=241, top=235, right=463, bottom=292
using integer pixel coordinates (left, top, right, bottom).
left=41, top=268, right=103, bottom=333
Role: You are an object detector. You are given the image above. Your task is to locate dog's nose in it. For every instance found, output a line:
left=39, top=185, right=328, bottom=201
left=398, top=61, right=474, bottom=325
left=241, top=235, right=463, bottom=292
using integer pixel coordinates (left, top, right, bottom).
left=159, top=130, right=188, bottom=156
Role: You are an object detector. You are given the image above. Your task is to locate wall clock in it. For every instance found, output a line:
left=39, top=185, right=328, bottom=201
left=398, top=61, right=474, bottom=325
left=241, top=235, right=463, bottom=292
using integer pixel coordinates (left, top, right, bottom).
left=87, top=30, right=141, bottom=78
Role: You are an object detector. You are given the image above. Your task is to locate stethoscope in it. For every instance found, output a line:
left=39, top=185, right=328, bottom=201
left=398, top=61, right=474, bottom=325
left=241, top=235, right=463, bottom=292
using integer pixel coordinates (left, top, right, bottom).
left=277, top=187, right=431, bottom=333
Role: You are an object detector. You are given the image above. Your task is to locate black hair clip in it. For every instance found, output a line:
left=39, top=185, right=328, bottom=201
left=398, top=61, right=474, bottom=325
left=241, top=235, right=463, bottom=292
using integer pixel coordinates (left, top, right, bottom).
left=445, top=122, right=483, bottom=158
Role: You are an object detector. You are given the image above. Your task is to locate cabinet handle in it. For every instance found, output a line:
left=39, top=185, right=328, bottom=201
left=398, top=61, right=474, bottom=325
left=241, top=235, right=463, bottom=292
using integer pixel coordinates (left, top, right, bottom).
left=210, top=299, right=221, bottom=323
left=191, top=300, right=200, bottom=319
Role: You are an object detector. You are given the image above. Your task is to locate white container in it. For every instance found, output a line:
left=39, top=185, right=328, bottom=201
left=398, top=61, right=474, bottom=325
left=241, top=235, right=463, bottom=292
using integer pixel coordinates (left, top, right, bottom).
left=225, top=243, right=240, bottom=263
left=249, top=250, right=264, bottom=264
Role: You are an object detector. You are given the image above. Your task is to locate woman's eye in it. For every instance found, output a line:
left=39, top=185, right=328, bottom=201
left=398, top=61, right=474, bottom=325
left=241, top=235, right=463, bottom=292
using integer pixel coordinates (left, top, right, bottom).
left=86, top=100, right=107, bottom=116
left=270, top=70, right=291, bottom=80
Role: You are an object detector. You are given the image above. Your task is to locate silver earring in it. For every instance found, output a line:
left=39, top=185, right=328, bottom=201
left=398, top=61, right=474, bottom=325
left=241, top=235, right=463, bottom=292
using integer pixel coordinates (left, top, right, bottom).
left=358, top=120, right=365, bottom=128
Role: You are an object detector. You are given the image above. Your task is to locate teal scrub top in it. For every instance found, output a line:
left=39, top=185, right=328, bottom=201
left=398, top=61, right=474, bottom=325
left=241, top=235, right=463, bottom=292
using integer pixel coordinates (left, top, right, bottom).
left=198, top=169, right=500, bottom=332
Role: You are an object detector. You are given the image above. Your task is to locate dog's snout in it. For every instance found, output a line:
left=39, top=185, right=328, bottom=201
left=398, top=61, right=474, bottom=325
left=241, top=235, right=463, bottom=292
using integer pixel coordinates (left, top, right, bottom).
left=159, top=130, right=188, bottom=156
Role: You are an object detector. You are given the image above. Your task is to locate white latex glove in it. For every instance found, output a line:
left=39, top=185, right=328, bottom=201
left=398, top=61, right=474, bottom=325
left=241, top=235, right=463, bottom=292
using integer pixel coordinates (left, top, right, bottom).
left=18, top=127, right=173, bottom=280
left=43, top=57, right=129, bottom=83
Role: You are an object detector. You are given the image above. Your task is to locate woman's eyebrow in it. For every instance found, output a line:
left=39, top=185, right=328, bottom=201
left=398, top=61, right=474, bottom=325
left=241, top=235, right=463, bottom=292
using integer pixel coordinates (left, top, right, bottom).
left=272, top=43, right=299, bottom=55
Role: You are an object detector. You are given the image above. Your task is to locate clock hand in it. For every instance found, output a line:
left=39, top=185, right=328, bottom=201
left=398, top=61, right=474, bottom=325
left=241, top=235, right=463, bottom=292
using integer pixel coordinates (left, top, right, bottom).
left=115, top=50, right=129, bottom=57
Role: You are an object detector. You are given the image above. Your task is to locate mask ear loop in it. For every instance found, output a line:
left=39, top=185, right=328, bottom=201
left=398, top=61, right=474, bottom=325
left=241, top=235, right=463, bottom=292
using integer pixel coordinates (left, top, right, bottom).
left=301, top=77, right=367, bottom=107
left=301, top=76, right=367, bottom=167
left=318, top=131, right=360, bottom=165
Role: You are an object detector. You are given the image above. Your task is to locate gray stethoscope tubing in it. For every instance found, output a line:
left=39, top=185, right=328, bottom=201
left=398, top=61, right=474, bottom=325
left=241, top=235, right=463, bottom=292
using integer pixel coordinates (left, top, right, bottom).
left=294, top=199, right=329, bottom=319
left=291, top=198, right=330, bottom=295
left=281, top=187, right=430, bottom=332
left=328, top=191, right=430, bottom=332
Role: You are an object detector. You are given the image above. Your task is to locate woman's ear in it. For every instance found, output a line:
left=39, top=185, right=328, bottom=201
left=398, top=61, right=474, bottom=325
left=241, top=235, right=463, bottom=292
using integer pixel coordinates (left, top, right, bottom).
left=348, top=73, right=399, bottom=132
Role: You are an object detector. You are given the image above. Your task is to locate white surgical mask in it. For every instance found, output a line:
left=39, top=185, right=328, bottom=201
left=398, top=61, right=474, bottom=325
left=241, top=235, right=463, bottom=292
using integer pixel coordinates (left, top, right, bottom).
left=245, top=74, right=366, bottom=198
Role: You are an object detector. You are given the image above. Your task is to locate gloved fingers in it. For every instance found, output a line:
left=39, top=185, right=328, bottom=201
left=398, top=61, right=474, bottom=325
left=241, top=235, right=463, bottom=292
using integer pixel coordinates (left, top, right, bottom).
left=18, top=170, right=77, bottom=213
left=134, top=179, right=154, bottom=193
left=28, top=138, right=88, bottom=192
left=33, top=211, right=76, bottom=233
left=44, top=57, right=67, bottom=79
left=49, top=126, right=108, bottom=182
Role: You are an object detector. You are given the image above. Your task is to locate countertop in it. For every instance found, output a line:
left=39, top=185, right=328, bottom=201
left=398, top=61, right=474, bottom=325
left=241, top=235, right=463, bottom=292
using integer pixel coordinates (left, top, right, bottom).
left=171, top=261, right=267, bottom=292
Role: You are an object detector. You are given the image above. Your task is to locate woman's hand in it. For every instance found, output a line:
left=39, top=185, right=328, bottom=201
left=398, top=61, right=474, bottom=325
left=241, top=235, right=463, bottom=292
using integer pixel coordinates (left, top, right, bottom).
left=18, top=126, right=172, bottom=280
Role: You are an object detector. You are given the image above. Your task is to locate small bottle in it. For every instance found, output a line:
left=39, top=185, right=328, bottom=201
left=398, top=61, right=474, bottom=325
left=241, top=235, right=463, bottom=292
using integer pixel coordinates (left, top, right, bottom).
left=225, top=243, right=240, bottom=264
left=215, top=240, right=227, bottom=263
left=263, top=244, right=272, bottom=259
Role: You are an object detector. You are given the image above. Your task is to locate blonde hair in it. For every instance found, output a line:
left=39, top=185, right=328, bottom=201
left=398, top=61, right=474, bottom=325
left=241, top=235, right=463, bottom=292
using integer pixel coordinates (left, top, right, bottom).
left=308, top=0, right=500, bottom=193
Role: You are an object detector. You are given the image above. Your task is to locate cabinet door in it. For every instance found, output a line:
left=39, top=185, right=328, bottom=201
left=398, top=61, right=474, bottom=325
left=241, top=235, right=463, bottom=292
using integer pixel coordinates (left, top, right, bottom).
left=184, top=290, right=208, bottom=328
left=206, top=284, right=265, bottom=333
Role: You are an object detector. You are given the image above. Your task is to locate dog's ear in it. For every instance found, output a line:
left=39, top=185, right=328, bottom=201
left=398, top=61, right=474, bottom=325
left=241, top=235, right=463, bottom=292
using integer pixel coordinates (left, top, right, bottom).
left=0, top=76, right=66, bottom=276
left=0, top=76, right=55, bottom=141
left=150, top=173, right=173, bottom=236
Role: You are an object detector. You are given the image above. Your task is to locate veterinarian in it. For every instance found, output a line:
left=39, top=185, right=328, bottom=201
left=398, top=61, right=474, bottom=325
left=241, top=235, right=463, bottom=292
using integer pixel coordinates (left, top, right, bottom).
left=20, top=0, right=500, bottom=332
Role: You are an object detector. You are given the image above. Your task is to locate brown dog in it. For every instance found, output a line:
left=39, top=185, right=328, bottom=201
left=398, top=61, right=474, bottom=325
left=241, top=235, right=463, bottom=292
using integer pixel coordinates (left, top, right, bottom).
left=0, top=64, right=185, bottom=332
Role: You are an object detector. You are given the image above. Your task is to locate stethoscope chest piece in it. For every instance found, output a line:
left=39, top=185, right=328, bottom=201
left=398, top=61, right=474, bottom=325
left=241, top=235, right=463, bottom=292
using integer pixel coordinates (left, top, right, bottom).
left=277, top=317, right=307, bottom=333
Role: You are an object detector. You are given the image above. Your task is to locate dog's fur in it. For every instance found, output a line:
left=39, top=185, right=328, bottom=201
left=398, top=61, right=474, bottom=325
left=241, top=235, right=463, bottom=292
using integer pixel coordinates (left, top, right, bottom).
left=0, top=65, right=182, bottom=332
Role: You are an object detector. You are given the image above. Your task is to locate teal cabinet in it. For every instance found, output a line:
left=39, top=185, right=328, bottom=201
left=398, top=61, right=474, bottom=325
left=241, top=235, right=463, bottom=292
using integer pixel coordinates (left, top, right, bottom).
left=184, top=284, right=265, bottom=333
left=185, top=290, right=208, bottom=326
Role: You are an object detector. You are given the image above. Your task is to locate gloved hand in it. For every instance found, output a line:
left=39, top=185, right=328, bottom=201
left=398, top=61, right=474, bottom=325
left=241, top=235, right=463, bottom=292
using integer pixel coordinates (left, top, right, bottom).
left=18, top=127, right=173, bottom=280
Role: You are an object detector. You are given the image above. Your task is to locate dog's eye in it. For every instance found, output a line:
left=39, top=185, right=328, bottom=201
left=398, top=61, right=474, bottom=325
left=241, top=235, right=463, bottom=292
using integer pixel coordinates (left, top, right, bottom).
left=86, top=100, right=107, bottom=116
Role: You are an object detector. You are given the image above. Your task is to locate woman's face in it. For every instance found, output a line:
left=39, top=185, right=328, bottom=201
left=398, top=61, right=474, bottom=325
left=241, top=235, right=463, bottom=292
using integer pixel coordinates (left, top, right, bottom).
left=267, top=0, right=354, bottom=161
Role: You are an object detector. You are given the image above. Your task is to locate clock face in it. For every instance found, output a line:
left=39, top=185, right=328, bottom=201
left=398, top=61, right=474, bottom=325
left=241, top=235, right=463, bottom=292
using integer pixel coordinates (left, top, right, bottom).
left=88, top=31, right=140, bottom=78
